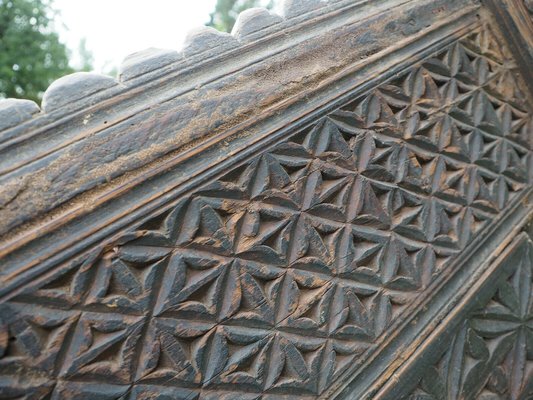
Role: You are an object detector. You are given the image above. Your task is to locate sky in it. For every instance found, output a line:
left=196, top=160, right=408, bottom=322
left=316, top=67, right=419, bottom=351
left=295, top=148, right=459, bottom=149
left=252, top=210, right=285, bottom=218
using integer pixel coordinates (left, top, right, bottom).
left=53, top=0, right=219, bottom=74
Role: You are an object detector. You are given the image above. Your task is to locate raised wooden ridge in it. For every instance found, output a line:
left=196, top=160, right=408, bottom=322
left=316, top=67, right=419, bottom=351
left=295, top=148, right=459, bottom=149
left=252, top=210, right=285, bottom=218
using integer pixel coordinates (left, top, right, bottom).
left=0, top=0, right=356, bottom=132
left=0, top=0, right=479, bottom=247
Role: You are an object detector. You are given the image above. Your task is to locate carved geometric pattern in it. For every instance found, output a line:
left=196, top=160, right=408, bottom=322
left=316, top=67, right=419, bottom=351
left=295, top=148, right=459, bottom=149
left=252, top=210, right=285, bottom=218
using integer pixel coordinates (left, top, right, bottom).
left=404, top=237, right=533, bottom=400
left=0, top=24, right=531, bottom=399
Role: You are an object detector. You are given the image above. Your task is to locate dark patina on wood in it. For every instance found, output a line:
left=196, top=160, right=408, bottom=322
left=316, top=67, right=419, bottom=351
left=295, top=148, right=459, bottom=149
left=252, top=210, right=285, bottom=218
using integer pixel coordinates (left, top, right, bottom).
left=0, top=0, right=532, bottom=399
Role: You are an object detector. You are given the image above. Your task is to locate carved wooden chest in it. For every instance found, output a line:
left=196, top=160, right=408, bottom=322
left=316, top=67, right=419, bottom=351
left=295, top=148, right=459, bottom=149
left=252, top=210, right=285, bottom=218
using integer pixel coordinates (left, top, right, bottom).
left=0, top=0, right=532, bottom=398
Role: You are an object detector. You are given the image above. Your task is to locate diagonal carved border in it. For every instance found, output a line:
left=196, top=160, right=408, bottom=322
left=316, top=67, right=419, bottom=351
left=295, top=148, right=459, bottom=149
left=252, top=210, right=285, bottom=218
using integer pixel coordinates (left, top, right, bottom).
left=375, top=228, right=533, bottom=400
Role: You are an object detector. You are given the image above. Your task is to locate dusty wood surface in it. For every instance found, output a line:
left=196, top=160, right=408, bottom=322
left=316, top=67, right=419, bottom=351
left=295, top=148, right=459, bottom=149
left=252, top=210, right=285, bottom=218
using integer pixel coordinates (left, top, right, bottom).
left=0, top=0, right=532, bottom=399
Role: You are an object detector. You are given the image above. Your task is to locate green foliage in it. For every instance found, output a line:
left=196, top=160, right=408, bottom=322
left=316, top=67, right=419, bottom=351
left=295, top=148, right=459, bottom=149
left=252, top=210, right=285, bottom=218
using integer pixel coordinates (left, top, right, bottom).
left=0, top=0, right=73, bottom=103
left=207, top=0, right=274, bottom=33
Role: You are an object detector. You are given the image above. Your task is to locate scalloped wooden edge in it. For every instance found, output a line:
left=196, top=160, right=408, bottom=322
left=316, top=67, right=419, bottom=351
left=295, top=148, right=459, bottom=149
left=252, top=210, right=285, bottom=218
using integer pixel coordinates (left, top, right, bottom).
left=0, top=0, right=344, bottom=128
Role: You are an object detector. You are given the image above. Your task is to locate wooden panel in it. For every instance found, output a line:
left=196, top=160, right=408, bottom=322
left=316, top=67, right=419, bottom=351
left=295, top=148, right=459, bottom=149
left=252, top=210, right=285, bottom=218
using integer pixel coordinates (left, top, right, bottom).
left=0, top=0, right=478, bottom=237
left=375, top=231, right=533, bottom=399
left=0, top=1, right=531, bottom=399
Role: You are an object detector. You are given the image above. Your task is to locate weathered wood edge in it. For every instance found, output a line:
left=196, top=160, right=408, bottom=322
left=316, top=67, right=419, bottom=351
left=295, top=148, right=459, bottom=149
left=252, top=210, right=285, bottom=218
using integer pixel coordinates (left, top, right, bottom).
left=371, top=231, right=532, bottom=400
left=0, top=0, right=354, bottom=136
left=324, top=188, right=533, bottom=399
left=484, top=0, right=533, bottom=92
left=0, top=0, right=476, bottom=238
left=0, top=6, right=480, bottom=296
left=0, top=0, right=401, bottom=194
